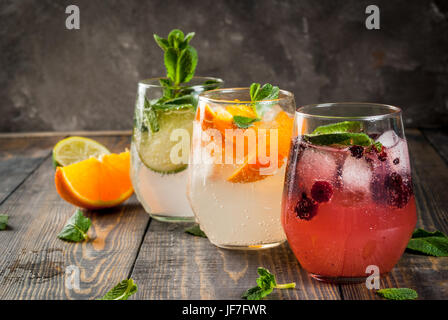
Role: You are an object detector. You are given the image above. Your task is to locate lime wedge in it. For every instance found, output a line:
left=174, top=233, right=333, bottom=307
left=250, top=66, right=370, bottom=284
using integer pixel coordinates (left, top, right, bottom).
left=134, top=108, right=194, bottom=174
left=52, top=136, right=110, bottom=168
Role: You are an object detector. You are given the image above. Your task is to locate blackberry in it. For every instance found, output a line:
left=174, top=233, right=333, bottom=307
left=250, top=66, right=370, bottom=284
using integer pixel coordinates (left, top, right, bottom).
left=385, top=172, right=413, bottom=208
left=311, top=181, right=333, bottom=203
left=349, top=145, right=364, bottom=159
left=295, top=192, right=318, bottom=220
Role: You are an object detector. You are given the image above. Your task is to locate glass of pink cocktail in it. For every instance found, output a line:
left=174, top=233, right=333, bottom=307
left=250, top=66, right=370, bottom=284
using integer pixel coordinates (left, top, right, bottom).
left=282, top=103, right=417, bottom=283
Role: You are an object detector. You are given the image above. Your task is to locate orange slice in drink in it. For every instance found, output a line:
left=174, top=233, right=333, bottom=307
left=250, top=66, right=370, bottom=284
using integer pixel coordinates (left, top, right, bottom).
left=55, top=151, right=133, bottom=209
left=227, top=111, right=293, bottom=183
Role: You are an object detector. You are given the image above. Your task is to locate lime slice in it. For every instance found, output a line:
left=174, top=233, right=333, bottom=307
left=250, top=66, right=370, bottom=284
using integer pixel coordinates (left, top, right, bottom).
left=134, top=108, right=194, bottom=174
left=52, top=136, right=111, bottom=168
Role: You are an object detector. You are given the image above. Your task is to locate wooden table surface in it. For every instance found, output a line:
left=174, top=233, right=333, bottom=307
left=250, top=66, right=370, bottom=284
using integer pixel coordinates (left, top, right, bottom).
left=0, top=129, right=447, bottom=300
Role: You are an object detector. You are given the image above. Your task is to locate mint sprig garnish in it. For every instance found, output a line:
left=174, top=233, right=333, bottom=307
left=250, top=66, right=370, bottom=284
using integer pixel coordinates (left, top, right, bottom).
left=57, top=209, right=91, bottom=242
left=156, top=29, right=198, bottom=85
left=242, top=267, right=295, bottom=300
left=140, top=29, right=200, bottom=133
left=230, top=82, right=279, bottom=128
left=185, top=224, right=207, bottom=238
left=376, top=288, right=418, bottom=300
left=406, top=228, right=448, bottom=257
left=0, top=214, right=9, bottom=230
left=304, top=120, right=383, bottom=150
left=249, top=82, right=280, bottom=118
left=98, top=279, right=138, bottom=300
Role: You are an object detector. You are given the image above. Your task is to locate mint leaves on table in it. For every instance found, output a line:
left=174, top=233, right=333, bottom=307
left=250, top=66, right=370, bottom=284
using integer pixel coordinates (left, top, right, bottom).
left=304, top=120, right=382, bottom=150
left=376, top=288, right=418, bottom=300
left=242, top=267, right=295, bottom=300
left=98, top=279, right=138, bottom=300
left=185, top=224, right=207, bottom=238
left=0, top=214, right=9, bottom=230
left=406, top=228, right=448, bottom=257
left=57, top=209, right=91, bottom=242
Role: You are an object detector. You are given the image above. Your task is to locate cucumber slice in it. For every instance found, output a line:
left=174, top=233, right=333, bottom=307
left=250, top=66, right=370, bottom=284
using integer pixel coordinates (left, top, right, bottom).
left=134, top=107, right=194, bottom=174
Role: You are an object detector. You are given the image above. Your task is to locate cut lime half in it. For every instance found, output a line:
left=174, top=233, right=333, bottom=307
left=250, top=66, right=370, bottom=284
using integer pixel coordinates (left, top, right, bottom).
left=135, top=108, right=194, bottom=174
left=52, top=136, right=111, bottom=168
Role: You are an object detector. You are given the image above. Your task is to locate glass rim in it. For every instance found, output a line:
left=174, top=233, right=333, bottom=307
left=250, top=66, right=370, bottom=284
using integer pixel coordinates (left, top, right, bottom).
left=138, top=76, right=224, bottom=90
left=296, top=102, right=402, bottom=121
left=198, top=87, right=294, bottom=104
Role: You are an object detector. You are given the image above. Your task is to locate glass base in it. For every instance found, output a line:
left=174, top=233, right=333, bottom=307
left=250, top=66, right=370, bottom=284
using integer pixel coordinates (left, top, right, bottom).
left=214, top=240, right=285, bottom=250
left=149, top=213, right=195, bottom=223
left=310, top=273, right=367, bottom=284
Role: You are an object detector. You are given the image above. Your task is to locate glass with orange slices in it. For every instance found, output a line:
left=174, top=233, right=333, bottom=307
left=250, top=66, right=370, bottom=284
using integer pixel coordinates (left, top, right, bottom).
left=188, top=86, right=296, bottom=249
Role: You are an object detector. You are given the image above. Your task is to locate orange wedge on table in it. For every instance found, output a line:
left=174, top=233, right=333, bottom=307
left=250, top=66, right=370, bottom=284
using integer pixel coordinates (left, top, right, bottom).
left=55, top=151, right=133, bottom=210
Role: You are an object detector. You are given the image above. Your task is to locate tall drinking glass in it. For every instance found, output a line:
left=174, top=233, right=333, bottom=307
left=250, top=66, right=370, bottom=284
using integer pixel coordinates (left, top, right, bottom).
left=282, top=103, right=417, bottom=282
left=131, top=77, right=223, bottom=222
left=188, top=88, right=296, bottom=249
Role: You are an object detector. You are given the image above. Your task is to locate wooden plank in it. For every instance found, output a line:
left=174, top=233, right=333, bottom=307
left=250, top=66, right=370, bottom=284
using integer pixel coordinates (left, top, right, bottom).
left=341, top=129, right=448, bottom=300
left=0, top=136, right=64, bottom=204
left=130, top=220, right=341, bottom=300
left=0, top=135, right=150, bottom=300
left=421, top=128, right=448, bottom=165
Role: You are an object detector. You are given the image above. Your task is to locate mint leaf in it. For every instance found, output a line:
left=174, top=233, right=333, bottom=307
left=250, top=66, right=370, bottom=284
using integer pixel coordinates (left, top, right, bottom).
left=178, top=46, right=198, bottom=83
left=304, top=121, right=381, bottom=148
left=153, top=34, right=170, bottom=51
left=159, top=78, right=174, bottom=99
left=249, top=83, right=280, bottom=118
left=58, top=209, right=91, bottom=242
left=376, top=288, right=418, bottom=300
left=311, top=121, right=362, bottom=135
left=242, top=267, right=295, bottom=300
left=185, top=224, right=207, bottom=238
left=164, top=47, right=178, bottom=83
left=249, top=83, right=261, bottom=101
left=233, top=116, right=260, bottom=129
left=304, top=132, right=375, bottom=147
left=98, top=279, right=138, bottom=300
left=168, top=29, right=184, bottom=48
left=406, top=228, right=448, bottom=257
left=180, top=32, right=195, bottom=49
left=143, top=97, right=160, bottom=133
left=0, top=214, right=9, bottom=230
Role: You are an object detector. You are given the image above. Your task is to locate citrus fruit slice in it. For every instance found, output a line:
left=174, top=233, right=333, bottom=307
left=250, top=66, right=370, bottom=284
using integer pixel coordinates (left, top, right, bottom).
left=52, top=136, right=110, bottom=168
left=135, top=108, right=194, bottom=174
left=227, top=111, right=294, bottom=183
left=55, top=151, right=133, bottom=209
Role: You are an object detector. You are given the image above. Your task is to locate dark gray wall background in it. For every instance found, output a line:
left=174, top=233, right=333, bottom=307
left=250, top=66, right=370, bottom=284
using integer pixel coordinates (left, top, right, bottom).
left=1, top=0, right=447, bottom=132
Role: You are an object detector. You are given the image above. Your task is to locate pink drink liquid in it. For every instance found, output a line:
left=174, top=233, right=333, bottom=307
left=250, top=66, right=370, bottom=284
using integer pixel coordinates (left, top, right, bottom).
left=282, top=134, right=417, bottom=279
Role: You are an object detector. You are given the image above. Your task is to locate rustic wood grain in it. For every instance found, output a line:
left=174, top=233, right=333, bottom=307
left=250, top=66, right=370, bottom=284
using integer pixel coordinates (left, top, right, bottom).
left=1, top=130, right=447, bottom=300
left=0, top=136, right=64, bottom=204
left=341, top=129, right=448, bottom=300
left=0, top=135, right=150, bottom=300
left=130, top=221, right=341, bottom=300
left=421, top=128, right=448, bottom=165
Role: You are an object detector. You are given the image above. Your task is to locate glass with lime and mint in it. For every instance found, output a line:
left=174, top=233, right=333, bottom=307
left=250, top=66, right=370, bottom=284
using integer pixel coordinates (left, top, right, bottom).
left=131, top=29, right=223, bottom=222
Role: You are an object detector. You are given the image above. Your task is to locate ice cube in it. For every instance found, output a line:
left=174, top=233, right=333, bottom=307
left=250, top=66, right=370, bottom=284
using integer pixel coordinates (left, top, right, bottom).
left=342, top=156, right=372, bottom=193
left=297, top=146, right=340, bottom=189
left=385, top=138, right=410, bottom=174
left=376, top=130, right=400, bottom=148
